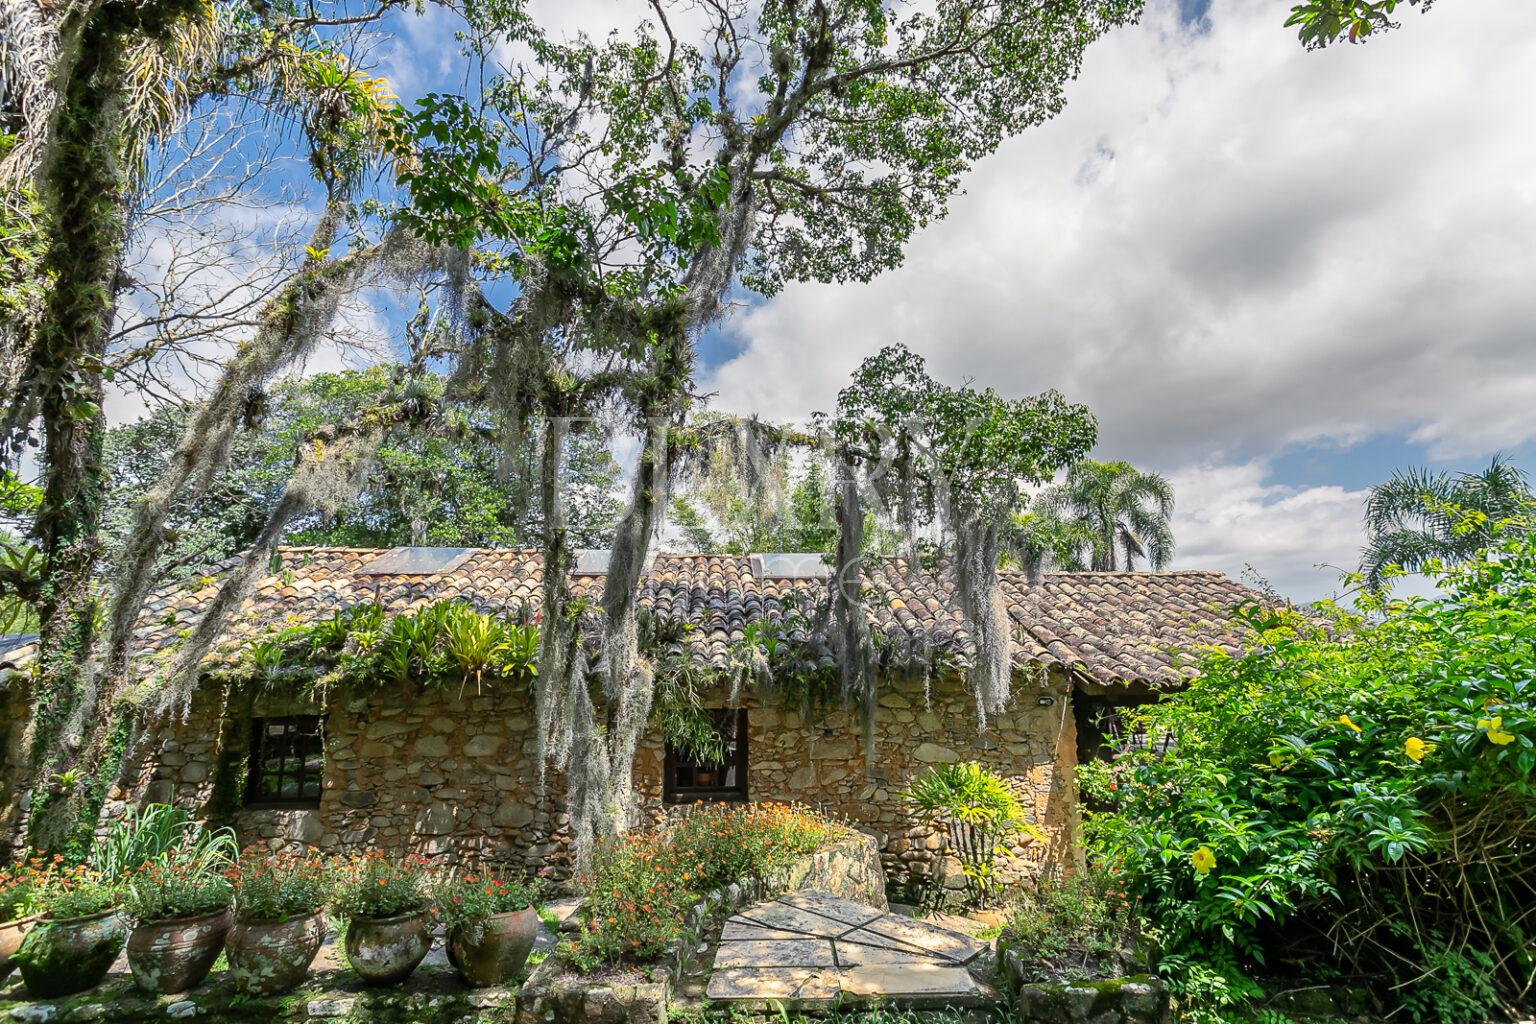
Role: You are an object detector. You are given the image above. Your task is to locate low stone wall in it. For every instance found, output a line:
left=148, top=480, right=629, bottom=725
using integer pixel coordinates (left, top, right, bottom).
left=0, top=966, right=515, bottom=1024
left=515, top=833, right=885, bottom=1024
left=997, top=947, right=1169, bottom=1024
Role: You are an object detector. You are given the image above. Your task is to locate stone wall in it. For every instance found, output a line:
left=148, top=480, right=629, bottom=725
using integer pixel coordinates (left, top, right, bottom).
left=107, top=668, right=1084, bottom=889
left=104, top=683, right=569, bottom=879
left=0, top=676, right=32, bottom=860
left=633, top=666, right=1082, bottom=894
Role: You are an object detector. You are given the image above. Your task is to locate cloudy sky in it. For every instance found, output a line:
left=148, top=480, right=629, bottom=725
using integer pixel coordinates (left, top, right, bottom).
left=688, top=0, right=1536, bottom=603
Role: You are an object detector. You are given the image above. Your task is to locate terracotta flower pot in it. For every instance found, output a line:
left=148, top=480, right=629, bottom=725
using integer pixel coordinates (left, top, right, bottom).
left=226, top=912, right=325, bottom=997
left=0, top=915, right=39, bottom=985
left=343, top=906, right=433, bottom=985
left=17, top=910, right=127, bottom=999
left=126, top=909, right=231, bottom=994
left=447, top=907, right=539, bottom=987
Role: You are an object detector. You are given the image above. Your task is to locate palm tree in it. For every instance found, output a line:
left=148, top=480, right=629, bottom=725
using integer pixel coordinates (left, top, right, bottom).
left=1035, top=460, right=1175, bottom=572
left=1360, top=454, right=1532, bottom=590
left=1004, top=508, right=1095, bottom=581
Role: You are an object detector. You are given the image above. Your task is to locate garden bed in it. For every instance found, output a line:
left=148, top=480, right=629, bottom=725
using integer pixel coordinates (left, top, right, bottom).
left=515, top=829, right=885, bottom=1024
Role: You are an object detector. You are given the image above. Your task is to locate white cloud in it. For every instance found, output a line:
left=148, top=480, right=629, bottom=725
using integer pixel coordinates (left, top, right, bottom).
left=705, top=0, right=1536, bottom=461
left=1165, top=461, right=1366, bottom=602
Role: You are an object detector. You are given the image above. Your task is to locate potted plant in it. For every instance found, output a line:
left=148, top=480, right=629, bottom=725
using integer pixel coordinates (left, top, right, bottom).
left=225, top=848, right=333, bottom=996
left=332, top=851, right=433, bottom=985
left=121, top=825, right=237, bottom=995
left=434, top=873, right=542, bottom=987
left=14, top=861, right=124, bottom=998
left=0, top=861, right=39, bottom=985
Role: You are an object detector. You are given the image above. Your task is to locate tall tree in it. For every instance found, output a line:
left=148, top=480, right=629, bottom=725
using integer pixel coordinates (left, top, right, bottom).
left=1360, top=454, right=1532, bottom=590
left=0, top=0, right=431, bottom=851
left=1035, top=459, right=1175, bottom=571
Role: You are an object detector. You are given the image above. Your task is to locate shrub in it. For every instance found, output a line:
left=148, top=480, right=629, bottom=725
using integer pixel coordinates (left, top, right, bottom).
left=227, top=847, right=333, bottom=923
left=332, top=850, right=430, bottom=919
left=904, top=761, right=1037, bottom=907
left=431, top=872, right=541, bottom=930
left=103, top=807, right=238, bottom=922
left=30, top=861, right=118, bottom=920
left=122, top=859, right=232, bottom=922
left=1081, top=525, right=1536, bottom=1021
left=0, top=862, right=37, bottom=922
left=572, top=802, right=844, bottom=967
left=998, top=866, right=1140, bottom=983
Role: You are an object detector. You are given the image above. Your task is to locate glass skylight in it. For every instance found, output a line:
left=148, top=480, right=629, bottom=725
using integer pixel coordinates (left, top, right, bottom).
left=750, top=553, right=834, bottom=579
left=356, top=547, right=476, bottom=576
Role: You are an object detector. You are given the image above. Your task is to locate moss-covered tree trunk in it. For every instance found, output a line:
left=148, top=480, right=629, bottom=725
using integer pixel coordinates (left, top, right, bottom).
left=17, top=0, right=201, bottom=853
left=21, top=6, right=134, bottom=854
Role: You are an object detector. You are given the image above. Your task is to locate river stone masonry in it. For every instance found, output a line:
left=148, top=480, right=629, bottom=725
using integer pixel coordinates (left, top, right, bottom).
left=104, top=668, right=1082, bottom=893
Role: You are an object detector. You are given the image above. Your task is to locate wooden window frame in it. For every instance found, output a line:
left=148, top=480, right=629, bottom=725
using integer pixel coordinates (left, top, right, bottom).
left=244, top=715, right=325, bottom=808
left=663, top=708, right=748, bottom=804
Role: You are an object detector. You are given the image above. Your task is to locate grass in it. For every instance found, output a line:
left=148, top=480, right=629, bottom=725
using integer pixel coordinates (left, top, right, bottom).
left=668, top=1007, right=1009, bottom=1024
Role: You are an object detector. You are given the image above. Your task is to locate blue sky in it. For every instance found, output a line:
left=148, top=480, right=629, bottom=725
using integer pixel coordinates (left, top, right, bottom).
left=112, top=0, right=1536, bottom=606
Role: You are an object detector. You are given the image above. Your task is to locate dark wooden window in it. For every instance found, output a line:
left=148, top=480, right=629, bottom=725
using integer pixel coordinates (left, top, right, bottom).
left=245, top=716, right=324, bottom=807
left=663, top=708, right=748, bottom=803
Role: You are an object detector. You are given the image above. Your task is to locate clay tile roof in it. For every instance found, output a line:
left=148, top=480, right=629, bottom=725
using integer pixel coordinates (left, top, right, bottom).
left=2, top=548, right=1269, bottom=686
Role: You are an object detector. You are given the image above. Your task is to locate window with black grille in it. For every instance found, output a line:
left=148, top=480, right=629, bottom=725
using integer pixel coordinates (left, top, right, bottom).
left=245, top=715, right=325, bottom=807
left=663, top=708, right=748, bottom=803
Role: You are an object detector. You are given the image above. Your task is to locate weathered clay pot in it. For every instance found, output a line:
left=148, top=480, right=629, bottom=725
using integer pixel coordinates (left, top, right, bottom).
left=16, top=910, right=127, bottom=999
left=447, top=907, right=539, bottom=987
left=343, top=906, right=433, bottom=985
left=126, top=908, right=231, bottom=994
left=0, top=915, right=39, bottom=985
left=226, top=912, right=325, bottom=997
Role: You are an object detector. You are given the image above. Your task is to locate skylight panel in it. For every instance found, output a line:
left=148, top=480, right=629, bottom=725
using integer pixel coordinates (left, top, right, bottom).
left=356, top=547, right=476, bottom=576
left=571, top=549, right=658, bottom=575
left=750, top=553, right=833, bottom=579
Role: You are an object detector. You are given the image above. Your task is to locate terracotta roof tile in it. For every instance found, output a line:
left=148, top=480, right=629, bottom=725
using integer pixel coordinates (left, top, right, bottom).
left=1, top=548, right=1267, bottom=685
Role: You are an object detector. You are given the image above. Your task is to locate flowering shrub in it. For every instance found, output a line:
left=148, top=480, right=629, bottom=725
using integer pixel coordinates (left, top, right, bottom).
left=0, top=862, right=38, bottom=923
left=571, top=802, right=844, bottom=967
left=332, top=851, right=430, bottom=919
left=431, top=872, right=541, bottom=929
left=998, top=866, right=1140, bottom=983
left=121, top=858, right=231, bottom=923
left=1081, top=526, right=1536, bottom=1022
left=28, top=860, right=118, bottom=920
left=227, top=848, right=333, bottom=923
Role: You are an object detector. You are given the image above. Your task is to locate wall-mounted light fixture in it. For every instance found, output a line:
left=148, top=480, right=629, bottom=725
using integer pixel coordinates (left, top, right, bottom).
left=1036, top=695, right=1055, bottom=707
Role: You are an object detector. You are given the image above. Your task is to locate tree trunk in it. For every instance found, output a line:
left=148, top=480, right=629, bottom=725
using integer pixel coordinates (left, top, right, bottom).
left=20, top=7, right=136, bottom=853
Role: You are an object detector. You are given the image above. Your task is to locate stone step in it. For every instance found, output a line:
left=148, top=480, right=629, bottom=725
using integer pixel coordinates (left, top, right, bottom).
left=703, top=890, right=1002, bottom=1011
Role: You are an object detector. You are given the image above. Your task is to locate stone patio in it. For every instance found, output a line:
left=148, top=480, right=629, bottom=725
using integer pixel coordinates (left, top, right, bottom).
left=704, top=890, right=1000, bottom=1010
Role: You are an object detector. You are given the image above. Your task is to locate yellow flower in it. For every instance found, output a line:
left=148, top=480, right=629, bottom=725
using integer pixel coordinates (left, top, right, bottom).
left=1337, top=714, right=1362, bottom=734
left=1191, top=847, right=1216, bottom=877
left=1404, top=737, right=1427, bottom=762
left=1478, top=717, right=1515, bottom=745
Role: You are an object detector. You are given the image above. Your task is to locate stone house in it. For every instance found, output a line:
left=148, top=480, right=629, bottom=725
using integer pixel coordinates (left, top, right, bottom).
left=0, top=547, right=1260, bottom=892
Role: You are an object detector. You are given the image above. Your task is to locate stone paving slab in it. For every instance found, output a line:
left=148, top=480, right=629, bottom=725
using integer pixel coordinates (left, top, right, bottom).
left=714, top=939, right=837, bottom=969
left=735, top=902, right=850, bottom=938
left=720, top=920, right=811, bottom=942
left=706, top=966, right=841, bottom=1001
left=708, top=890, right=999, bottom=1010
left=777, top=890, right=884, bottom=927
